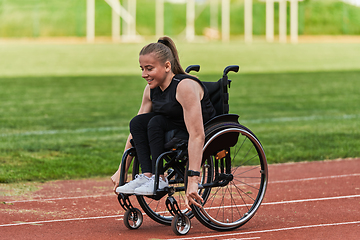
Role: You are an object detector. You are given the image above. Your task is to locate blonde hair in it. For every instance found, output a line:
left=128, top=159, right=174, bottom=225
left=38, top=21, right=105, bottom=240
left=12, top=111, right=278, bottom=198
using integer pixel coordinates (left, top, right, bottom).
left=139, top=36, right=185, bottom=75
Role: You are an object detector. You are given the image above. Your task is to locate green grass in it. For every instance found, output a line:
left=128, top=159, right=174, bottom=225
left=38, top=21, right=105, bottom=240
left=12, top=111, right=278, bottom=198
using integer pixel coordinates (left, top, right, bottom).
left=1, top=71, right=359, bottom=183
left=0, top=75, right=143, bottom=183
left=0, top=41, right=360, bottom=183
left=1, top=41, right=360, bottom=77
left=234, top=71, right=360, bottom=162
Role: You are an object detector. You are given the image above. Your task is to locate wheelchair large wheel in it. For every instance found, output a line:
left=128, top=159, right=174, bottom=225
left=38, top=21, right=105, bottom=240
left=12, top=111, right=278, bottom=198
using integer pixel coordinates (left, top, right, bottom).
left=133, top=153, right=214, bottom=226
left=192, top=123, right=268, bottom=231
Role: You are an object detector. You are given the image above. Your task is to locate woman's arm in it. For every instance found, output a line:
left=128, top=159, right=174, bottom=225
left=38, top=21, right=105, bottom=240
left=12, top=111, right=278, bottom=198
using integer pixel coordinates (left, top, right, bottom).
left=138, top=84, right=153, bottom=115
left=111, top=84, right=152, bottom=193
left=111, top=133, right=133, bottom=192
left=176, top=79, right=205, bottom=209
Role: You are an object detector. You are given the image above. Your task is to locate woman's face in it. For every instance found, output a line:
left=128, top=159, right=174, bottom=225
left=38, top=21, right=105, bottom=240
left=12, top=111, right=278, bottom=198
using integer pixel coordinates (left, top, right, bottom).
left=139, top=53, right=171, bottom=89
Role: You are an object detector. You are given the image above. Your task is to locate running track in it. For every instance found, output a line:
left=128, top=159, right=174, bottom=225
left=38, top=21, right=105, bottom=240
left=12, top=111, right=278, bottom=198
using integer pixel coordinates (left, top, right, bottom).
left=1, top=158, right=359, bottom=240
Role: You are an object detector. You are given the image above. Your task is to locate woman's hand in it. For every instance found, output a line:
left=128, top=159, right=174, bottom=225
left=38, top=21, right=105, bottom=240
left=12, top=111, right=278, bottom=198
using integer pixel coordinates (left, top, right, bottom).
left=111, top=168, right=121, bottom=194
left=185, top=176, right=203, bottom=209
left=111, top=167, right=129, bottom=194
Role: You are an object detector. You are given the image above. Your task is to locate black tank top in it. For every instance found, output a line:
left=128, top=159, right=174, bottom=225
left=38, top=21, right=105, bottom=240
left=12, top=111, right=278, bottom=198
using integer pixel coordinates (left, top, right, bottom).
left=150, top=74, right=216, bottom=129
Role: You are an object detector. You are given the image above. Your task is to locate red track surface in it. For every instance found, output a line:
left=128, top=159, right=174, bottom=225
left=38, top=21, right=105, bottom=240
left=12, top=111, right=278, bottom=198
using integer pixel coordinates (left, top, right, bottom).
left=1, top=158, right=360, bottom=240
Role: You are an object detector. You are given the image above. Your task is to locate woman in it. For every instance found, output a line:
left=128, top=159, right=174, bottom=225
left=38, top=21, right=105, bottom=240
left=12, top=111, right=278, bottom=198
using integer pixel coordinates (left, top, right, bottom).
left=111, top=36, right=216, bottom=209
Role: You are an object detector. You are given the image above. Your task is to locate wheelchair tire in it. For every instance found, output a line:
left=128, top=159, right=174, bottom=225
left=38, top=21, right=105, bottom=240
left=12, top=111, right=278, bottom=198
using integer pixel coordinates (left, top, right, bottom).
left=133, top=153, right=214, bottom=226
left=124, top=208, right=143, bottom=230
left=192, top=123, right=268, bottom=231
left=171, top=214, right=191, bottom=235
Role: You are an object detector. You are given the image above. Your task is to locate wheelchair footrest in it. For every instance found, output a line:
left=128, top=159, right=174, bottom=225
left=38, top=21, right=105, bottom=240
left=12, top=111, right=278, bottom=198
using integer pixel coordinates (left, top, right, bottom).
left=164, top=186, right=176, bottom=196
left=166, top=196, right=185, bottom=217
left=117, top=193, right=135, bottom=212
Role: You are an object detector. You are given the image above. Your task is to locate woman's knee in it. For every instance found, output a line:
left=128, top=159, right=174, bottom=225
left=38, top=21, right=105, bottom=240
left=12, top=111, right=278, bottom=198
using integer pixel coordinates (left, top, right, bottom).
left=129, top=115, right=141, bottom=131
left=130, top=113, right=155, bottom=133
left=147, top=115, right=167, bottom=132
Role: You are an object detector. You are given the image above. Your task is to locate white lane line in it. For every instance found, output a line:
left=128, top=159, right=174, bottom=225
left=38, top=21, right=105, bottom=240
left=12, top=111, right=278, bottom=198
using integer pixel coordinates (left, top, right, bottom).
left=2, top=114, right=359, bottom=137
left=0, top=215, right=123, bottom=227
left=262, top=194, right=360, bottom=206
left=6, top=194, right=114, bottom=203
left=164, top=221, right=360, bottom=240
left=241, top=114, right=360, bottom=124
left=195, top=194, right=360, bottom=211
left=0, top=126, right=128, bottom=137
left=1, top=194, right=359, bottom=228
left=269, top=173, right=360, bottom=184
left=223, top=238, right=260, bottom=240
left=3, top=173, right=359, bottom=204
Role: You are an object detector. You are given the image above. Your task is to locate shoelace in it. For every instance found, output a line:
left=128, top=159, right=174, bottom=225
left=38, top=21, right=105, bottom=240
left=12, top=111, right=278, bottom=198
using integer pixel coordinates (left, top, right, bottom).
left=127, top=174, right=140, bottom=183
left=128, top=174, right=146, bottom=184
left=133, top=174, right=141, bottom=180
left=141, top=176, right=154, bottom=187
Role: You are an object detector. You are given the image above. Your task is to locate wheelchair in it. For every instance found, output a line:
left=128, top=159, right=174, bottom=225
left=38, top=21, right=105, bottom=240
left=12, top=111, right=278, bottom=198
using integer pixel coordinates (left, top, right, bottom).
left=117, top=65, right=268, bottom=235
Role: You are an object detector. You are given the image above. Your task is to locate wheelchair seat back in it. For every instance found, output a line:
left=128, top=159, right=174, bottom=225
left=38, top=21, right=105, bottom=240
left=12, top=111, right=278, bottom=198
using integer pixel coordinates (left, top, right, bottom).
left=164, top=79, right=231, bottom=150
left=164, top=65, right=236, bottom=150
left=202, top=79, right=229, bottom=116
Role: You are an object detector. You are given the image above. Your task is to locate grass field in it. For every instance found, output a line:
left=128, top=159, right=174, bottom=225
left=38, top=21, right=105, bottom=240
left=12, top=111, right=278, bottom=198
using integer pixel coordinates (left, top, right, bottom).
left=1, top=40, right=360, bottom=183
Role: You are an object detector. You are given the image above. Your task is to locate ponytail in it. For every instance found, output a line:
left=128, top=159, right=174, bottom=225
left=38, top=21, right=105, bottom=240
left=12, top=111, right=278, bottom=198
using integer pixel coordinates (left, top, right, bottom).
left=139, top=36, right=185, bottom=75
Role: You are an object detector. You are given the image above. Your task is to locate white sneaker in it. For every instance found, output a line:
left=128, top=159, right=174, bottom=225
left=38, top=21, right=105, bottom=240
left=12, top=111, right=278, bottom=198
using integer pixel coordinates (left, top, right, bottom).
left=115, top=174, right=151, bottom=194
left=134, top=176, right=169, bottom=195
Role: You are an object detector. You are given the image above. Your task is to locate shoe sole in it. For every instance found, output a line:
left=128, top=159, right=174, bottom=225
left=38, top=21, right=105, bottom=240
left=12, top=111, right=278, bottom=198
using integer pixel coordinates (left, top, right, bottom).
left=134, top=185, right=169, bottom=195
left=115, top=187, right=136, bottom=194
left=134, top=192, right=154, bottom=195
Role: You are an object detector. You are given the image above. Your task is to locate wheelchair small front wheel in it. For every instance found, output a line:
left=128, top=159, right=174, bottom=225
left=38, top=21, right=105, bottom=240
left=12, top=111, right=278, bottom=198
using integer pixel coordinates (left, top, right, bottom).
left=124, top=208, right=143, bottom=230
left=171, top=214, right=191, bottom=235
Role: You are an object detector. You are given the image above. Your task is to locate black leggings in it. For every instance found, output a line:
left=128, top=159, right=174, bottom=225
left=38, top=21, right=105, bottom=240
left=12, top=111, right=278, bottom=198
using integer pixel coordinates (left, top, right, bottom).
left=129, top=112, right=187, bottom=174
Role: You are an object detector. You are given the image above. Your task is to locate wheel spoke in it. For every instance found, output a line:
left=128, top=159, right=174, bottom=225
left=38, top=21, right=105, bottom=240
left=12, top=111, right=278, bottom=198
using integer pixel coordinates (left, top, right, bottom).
left=194, top=126, right=267, bottom=230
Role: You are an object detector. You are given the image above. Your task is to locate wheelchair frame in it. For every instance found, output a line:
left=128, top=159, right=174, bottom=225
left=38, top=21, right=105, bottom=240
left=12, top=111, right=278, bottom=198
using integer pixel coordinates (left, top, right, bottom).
left=117, top=65, right=268, bottom=235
